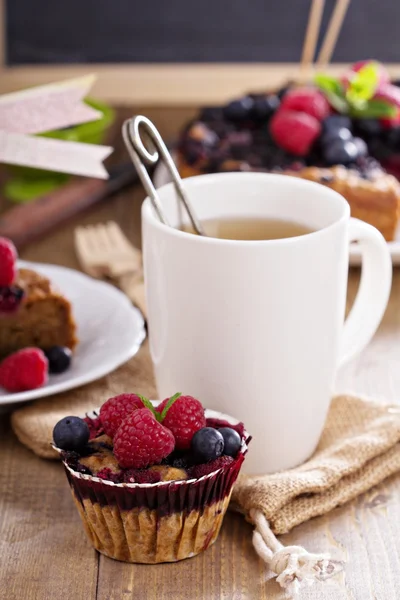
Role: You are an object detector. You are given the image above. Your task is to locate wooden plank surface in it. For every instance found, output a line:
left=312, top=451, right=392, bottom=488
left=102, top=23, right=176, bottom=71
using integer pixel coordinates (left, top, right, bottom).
left=1, top=107, right=400, bottom=599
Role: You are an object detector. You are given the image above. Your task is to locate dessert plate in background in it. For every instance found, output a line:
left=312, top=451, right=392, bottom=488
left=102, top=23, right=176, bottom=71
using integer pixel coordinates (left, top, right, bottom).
left=153, top=159, right=400, bottom=267
left=0, top=261, right=146, bottom=407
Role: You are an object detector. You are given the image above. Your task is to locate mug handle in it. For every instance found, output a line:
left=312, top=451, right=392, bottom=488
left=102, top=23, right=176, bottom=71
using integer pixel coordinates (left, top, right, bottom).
left=338, top=218, right=392, bottom=368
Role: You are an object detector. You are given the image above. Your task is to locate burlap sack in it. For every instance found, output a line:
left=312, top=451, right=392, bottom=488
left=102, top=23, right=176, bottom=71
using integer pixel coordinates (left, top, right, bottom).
left=232, top=395, right=400, bottom=535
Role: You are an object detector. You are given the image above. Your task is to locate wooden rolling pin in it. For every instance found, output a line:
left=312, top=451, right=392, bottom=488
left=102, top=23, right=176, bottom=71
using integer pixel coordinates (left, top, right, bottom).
left=0, top=162, right=139, bottom=249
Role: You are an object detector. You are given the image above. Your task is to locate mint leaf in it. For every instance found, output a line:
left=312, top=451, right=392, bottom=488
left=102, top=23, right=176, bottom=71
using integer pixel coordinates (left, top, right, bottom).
left=314, top=73, right=348, bottom=113
left=314, top=73, right=344, bottom=96
left=315, top=65, right=395, bottom=119
left=160, top=392, right=182, bottom=421
left=322, top=91, right=349, bottom=113
left=349, top=99, right=397, bottom=119
left=137, top=393, right=157, bottom=416
left=346, top=63, right=379, bottom=106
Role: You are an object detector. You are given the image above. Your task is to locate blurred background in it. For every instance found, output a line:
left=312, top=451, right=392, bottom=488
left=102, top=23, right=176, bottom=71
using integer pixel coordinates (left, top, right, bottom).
left=4, top=0, right=398, bottom=64
left=1, top=0, right=400, bottom=222
left=2, top=0, right=400, bottom=104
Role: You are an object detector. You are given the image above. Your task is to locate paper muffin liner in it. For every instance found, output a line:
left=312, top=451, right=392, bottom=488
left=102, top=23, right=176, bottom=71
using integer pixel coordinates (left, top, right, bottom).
left=56, top=407, right=250, bottom=563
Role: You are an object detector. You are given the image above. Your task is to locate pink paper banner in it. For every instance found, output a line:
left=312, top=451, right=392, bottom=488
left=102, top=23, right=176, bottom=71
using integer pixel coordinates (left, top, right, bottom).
left=0, top=131, right=113, bottom=179
left=0, top=75, right=101, bottom=134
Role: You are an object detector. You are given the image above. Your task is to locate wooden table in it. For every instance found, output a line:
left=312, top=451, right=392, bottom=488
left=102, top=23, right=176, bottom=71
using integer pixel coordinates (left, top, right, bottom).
left=1, top=107, right=400, bottom=600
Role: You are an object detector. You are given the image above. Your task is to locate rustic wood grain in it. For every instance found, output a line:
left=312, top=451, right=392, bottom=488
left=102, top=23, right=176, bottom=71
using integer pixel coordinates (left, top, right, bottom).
left=0, top=416, right=99, bottom=600
left=1, top=107, right=400, bottom=599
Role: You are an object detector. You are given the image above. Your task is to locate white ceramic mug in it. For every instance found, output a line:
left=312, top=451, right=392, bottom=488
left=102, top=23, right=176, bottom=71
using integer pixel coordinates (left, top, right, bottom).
left=142, top=173, right=392, bottom=474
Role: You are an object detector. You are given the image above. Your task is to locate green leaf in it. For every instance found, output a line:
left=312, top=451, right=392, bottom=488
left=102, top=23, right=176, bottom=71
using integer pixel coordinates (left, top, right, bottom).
left=346, top=63, right=379, bottom=106
left=314, top=73, right=344, bottom=96
left=322, top=91, right=349, bottom=114
left=314, top=73, right=348, bottom=113
left=160, top=392, right=182, bottom=421
left=137, top=394, right=157, bottom=417
left=349, top=99, right=397, bottom=119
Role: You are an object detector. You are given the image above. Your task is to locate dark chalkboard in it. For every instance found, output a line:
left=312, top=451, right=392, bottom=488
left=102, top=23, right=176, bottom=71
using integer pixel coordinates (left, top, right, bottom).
left=5, top=0, right=400, bottom=65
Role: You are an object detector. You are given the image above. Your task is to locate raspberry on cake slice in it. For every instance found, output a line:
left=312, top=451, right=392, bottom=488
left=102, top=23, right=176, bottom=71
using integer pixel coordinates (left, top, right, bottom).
left=0, top=237, right=17, bottom=287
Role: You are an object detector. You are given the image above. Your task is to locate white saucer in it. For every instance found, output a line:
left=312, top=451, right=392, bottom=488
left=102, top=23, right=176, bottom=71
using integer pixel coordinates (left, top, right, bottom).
left=153, top=161, right=399, bottom=267
left=0, top=261, right=146, bottom=407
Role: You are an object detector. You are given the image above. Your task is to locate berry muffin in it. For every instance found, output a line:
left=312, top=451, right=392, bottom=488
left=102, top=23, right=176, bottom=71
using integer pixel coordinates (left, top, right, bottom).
left=177, top=60, right=400, bottom=241
left=53, top=393, right=250, bottom=563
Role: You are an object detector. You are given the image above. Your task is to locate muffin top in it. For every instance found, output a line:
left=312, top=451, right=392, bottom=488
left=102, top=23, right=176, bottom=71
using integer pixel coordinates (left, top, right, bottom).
left=53, top=393, right=247, bottom=484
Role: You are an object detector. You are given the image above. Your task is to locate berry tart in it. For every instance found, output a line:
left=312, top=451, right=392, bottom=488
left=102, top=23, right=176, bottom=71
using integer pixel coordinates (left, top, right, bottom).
left=177, top=60, right=400, bottom=242
left=0, top=237, right=77, bottom=361
left=53, top=393, right=250, bottom=563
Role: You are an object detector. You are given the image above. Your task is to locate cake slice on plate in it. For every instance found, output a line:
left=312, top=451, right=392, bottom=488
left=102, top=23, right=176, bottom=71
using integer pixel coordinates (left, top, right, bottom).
left=177, top=60, right=400, bottom=241
left=0, top=237, right=77, bottom=359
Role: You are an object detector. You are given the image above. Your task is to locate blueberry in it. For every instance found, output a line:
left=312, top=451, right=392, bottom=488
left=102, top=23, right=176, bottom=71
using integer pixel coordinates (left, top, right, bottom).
left=53, top=416, right=90, bottom=451
left=180, top=140, right=206, bottom=166
left=384, top=126, right=400, bottom=151
left=368, top=138, right=392, bottom=161
left=191, top=427, right=224, bottom=463
left=218, top=427, right=241, bottom=457
left=320, top=127, right=352, bottom=147
left=165, top=449, right=193, bottom=469
left=44, top=345, right=72, bottom=374
left=199, top=107, right=224, bottom=122
left=251, top=95, right=280, bottom=120
left=353, top=137, right=368, bottom=158
left=223, top=97, right=254, bottom=121
left=227, top=131, right=252, bottom=159
left=323, top=139, right=359, bottom=166
left=322, top=115, right=352, bottom=133
left=354, top=118, right=381, bottom=138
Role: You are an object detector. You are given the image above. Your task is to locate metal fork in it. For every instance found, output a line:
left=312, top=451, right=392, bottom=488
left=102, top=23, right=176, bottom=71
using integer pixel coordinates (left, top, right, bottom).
left=74, top=221, right=146, bottom=317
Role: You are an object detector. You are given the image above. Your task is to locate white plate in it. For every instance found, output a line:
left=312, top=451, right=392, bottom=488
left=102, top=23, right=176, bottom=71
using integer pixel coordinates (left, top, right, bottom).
left=0, top=261, right=146, bottom=406
left=153, top=161, right=399, bottom=266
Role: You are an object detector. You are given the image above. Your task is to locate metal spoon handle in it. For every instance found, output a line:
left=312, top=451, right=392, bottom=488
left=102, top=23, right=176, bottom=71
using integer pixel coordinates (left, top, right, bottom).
left=122, top=115, right=205, bottom=235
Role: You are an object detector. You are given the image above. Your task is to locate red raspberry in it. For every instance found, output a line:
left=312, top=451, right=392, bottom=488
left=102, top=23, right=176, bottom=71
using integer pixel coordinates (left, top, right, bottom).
left=189, top=455, right=234, bottom=479
left=270, top=110, right=321, bottom=156
left=114, top=408, right=175, bottom=469
left=83, top=416, right=105, bottom=440
left=0, top=237, right=17, bottom=286
left=156, top=395, right=206, bottom=450
left=280, top=88, right=330, bottom=121
left=0, top=348, right=48, bottom=392
left=100, top=393, right=145, bottom=437
left=381, top=111, right=400, bottom=129
left=375, top=83, right=400, bottom=110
